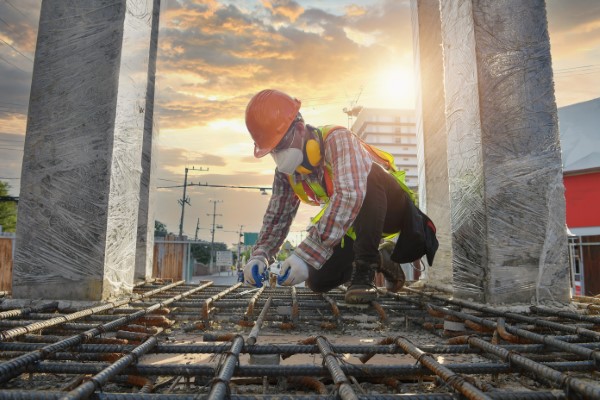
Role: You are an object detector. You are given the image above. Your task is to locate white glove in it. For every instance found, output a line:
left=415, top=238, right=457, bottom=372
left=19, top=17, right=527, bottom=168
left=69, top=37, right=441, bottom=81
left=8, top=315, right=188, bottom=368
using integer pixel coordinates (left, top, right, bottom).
left=277, top=254, right=310, bottom=286
left=243, top=256, right=268, bottom=287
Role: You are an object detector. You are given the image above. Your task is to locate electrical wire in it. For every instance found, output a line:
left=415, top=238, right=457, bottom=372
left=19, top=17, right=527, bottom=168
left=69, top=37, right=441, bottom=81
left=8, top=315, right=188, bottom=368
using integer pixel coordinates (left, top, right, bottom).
left=157, top=182, right=271, bottom=191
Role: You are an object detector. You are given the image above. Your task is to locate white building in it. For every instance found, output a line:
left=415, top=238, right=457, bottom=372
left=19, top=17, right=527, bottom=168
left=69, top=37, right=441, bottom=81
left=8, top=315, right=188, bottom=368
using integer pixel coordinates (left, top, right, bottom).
left=351, top=108, right=419, bottom=192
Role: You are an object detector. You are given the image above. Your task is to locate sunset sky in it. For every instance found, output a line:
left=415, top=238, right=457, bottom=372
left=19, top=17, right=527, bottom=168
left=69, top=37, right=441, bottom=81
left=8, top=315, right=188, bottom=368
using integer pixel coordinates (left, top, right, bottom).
left=1, top=0, right=599, bottom=248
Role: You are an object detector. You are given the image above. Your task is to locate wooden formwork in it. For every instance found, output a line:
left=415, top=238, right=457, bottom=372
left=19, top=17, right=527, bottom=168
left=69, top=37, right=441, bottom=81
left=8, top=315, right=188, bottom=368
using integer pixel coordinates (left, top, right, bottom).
left=152, top=235, right=184, bottom=281
left=0, top=236, right=14, bottom=292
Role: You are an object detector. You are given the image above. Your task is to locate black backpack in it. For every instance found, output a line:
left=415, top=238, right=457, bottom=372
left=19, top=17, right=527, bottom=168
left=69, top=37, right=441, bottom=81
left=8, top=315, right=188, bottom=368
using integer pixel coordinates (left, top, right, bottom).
left=391, top=201, right=439, bottom=266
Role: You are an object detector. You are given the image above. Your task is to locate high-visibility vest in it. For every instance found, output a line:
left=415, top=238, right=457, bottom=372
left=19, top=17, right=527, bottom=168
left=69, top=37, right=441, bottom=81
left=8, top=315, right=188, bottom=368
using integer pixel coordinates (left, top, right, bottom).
left=287, top=125, right=416, bottom=239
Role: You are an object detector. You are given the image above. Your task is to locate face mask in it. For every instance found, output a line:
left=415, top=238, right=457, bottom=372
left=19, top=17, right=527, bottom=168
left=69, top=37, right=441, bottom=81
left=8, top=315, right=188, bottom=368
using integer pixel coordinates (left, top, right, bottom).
left=271, top=147, right=304, bottom=175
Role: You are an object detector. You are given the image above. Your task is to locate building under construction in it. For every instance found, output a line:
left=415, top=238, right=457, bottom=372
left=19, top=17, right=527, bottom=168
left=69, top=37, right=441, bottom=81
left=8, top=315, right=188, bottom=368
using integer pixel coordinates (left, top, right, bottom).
left=1, top=0, right=598, bottom=398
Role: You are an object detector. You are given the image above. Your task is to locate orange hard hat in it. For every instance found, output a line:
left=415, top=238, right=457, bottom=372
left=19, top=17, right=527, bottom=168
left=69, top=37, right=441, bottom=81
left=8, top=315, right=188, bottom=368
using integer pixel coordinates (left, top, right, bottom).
left=245, top=89, right=301, bottom=158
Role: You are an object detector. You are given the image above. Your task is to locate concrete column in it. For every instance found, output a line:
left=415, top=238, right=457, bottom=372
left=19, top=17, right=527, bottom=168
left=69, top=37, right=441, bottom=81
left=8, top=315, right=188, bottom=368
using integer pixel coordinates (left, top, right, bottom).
left=13, top=0, right=160, bottom=301
left=438, top=0, right=569, bottom=304
left=410, top=0, right=453, bottom=291
left=135, top=1, right=160, bottom=282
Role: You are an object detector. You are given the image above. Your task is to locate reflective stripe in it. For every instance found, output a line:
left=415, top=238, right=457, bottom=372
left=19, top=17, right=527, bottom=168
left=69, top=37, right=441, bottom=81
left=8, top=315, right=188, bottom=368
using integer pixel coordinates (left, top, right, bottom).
left=290, top=125, right=415, bottom=239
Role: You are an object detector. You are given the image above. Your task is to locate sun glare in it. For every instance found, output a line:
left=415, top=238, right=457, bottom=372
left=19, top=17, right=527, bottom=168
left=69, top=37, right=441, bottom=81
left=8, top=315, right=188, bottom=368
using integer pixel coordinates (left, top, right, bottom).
left=373, top=66, right=416, bottom=109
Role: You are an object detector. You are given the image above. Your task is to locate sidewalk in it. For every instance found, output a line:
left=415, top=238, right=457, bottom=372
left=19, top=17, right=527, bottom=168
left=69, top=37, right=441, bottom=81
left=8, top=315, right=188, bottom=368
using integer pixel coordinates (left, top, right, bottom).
left=190, top=271, right=305, bottom=287
left=191, top=271, right=240, bottom=286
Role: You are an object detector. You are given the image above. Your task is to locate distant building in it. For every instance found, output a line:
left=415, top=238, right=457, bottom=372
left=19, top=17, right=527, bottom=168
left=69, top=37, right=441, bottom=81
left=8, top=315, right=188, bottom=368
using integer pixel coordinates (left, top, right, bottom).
left=558, top=97, right=600, bottom=296
left=351, top=108, right=419, bottom=192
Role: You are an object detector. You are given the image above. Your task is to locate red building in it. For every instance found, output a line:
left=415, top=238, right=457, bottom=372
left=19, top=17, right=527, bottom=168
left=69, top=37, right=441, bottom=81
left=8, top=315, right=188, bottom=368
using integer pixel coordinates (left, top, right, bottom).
left=558, top=97, right=600, bottom=296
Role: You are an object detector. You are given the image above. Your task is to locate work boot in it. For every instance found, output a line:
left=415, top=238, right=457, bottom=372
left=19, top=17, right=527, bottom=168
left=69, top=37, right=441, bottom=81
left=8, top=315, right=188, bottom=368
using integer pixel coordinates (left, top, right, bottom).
left=345, top=260, right=378, bottom=304
left=378, top=240, right=406, bottom=292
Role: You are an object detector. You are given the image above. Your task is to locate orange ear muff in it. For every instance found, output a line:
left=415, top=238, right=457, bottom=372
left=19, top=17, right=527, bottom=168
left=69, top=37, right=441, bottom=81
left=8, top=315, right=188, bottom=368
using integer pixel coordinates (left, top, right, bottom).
left=305, top=139, right=321, bottom=167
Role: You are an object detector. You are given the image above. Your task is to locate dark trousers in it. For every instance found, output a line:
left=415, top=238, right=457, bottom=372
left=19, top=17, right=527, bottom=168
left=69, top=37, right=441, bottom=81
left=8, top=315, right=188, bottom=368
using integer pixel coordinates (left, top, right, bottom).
left=306, top=164, right=411, bottom=293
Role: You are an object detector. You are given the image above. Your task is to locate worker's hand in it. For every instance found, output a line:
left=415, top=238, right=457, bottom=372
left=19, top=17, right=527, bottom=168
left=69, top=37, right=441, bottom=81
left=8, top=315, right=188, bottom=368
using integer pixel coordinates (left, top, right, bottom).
left=277, top=254, right=309, bottom=286
left=243, top=256, right=268, bottom=287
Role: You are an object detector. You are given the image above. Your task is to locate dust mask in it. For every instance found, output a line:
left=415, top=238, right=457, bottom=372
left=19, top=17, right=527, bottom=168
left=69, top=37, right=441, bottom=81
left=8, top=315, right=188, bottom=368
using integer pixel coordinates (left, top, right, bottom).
left=271, top=118, right=306, bottom=175
left=271, top=148, right=304, bottom=175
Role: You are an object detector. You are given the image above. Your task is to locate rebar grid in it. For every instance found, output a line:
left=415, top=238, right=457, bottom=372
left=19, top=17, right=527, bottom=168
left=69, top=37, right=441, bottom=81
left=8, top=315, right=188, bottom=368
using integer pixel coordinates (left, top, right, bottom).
left=0, top=282, right=597, bottom=399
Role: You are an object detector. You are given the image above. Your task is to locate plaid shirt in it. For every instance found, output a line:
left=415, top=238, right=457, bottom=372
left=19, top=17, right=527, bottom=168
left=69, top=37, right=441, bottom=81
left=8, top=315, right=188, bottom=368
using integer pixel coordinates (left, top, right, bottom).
left=251, top=127, right=376, bottom=269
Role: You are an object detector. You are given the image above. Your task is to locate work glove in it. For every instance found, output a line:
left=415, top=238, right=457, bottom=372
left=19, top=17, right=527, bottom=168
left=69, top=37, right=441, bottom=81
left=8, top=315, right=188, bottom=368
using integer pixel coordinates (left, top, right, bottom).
left=277, top=254, right=310, bottom=286
left=243, top=256, right=268, bottom=287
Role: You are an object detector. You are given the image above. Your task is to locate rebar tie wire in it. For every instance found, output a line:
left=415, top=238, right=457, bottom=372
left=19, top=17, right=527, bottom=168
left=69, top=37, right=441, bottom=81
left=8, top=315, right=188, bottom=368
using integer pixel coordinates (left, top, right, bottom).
left=394, top=336, right=492, bottom=400
left=407, top=287, right=600, bottom=342
left=0, top=281, right=213, bottom=385
left=425, top=301, right=600, bottom=368
left=207, top=334, right=245, bottom=400
left=313, top=335, right=358, bottom=400
left=466, top=331, right=600, bottom=399
left=61, top=336, right=159, bottom=400
left=0, top=280, right=187, bottom=342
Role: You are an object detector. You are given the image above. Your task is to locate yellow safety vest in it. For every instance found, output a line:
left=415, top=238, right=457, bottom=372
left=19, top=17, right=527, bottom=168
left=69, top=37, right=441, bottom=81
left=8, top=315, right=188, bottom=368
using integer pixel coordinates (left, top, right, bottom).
left=287, top=125, right=416, bottom=240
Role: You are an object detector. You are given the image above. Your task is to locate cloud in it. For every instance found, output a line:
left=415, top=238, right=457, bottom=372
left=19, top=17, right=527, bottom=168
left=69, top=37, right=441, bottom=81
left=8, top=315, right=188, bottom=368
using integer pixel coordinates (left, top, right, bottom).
left=547, top=0, right=600, bottom=59
left=155, top=0, right=414, bottom=130
left=3, top=0, right=597, bottom=245
left=262, top=0, right=304, bottom=23
left=0, top=0, right=40, bottom=54
left=546, top=0, right=600, bottom=32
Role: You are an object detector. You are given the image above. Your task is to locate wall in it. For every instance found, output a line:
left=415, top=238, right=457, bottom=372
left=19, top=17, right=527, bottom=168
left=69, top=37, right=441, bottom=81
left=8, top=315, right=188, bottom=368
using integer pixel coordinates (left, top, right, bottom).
left=152, top=235, right=184, bottom=281
left=564, top=171, right=600, bottom=228
left=0, top=235, right=14, bottom=292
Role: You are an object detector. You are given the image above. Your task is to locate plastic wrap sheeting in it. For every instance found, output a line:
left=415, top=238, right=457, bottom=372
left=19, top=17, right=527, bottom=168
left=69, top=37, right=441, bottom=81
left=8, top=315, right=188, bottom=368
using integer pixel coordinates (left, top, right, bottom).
left=410, top=0, right=453, bottom=288
left=13, top=1, right=159, bottom=301
left=440, top=0, right=570, bottom=304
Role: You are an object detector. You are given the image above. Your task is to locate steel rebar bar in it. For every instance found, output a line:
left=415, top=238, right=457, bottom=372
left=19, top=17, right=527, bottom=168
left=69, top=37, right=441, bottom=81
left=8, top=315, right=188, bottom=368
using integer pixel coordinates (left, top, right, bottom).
left=394, top=336, right=491, bottom=400
left=313, top=336, right=358, bottom=400
left=0, top=281, right=213, bottom=384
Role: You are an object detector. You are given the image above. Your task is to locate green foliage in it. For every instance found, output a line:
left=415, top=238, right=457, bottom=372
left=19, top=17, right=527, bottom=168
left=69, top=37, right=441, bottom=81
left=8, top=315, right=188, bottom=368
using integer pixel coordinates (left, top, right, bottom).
left=154, top=220, right=168, bottom=237
left=0, top=181, right=17, bottom=232
left=191, top=242, right=228, bottom=264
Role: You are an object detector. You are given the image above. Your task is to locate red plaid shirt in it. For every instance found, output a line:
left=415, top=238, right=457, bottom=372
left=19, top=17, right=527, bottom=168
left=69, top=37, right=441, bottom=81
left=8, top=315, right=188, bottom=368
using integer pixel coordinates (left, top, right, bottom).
left=251, top=127, right=375, bottom=269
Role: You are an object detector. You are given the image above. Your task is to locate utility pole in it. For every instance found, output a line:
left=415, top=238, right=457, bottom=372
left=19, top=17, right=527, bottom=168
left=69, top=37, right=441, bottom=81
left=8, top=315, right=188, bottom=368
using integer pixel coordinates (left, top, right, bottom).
left=207, top=199, right=223, bottom=270
left=236, top=225, right=244, bottom=269
left=177, top=166, right=208, bottom=239
left=342, top=87, right=363, bottom=129
left=194, top=218, right=200, bottom=241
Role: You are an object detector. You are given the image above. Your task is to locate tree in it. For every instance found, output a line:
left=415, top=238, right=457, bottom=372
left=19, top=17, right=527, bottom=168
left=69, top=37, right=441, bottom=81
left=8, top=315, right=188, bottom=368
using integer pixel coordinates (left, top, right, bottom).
left=191, top=241, right=228, bottom=264
left=154, top=220, right=168, bottom=237
left=0, top=181, right=17, bottom=232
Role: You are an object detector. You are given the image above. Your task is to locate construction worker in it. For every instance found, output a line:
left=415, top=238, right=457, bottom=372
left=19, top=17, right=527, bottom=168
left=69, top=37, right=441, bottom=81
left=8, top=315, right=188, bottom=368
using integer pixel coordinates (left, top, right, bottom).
left=243, top=89, right=438, bottom=303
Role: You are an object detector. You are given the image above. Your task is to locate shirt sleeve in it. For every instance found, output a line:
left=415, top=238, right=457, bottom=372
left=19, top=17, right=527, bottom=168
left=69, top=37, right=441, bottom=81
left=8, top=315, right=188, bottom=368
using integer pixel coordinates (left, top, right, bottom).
left=251, top=170, right=300, bottom=262
left=295, top=128, right=373, bottom=268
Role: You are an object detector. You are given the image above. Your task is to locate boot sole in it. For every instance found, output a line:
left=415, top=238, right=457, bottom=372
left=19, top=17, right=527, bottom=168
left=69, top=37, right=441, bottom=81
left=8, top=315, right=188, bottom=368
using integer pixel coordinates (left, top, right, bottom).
left=345, top=291, right=378, bottom=304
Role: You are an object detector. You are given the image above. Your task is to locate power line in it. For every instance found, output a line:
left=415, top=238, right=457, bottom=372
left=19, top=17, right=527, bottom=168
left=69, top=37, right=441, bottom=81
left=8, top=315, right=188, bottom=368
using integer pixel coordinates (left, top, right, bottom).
left=0, top=138, right=25, bottom=143
left=0, top=15, right=18, bottom=35
left=4, top=0, right=28, bottom=19
left=0, top=54, right=27, bottom=72
left=554, top=64, right=600, bottom=73
left=0, top=132, right=25, bottom=137
left=0, top=101, right=27, bottom=107
left=0, top=38, right=33, bottom=62
left=158, top=182, right=272, bottom=191
left=0, top=108, right=27, bottom=115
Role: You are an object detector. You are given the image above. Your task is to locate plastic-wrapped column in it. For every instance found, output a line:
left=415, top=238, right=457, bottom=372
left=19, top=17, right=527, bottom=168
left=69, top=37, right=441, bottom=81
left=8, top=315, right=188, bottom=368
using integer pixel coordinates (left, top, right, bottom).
left=439, top=0, right=570, bottom=304
left=13, top=0, right=160, bottom=301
